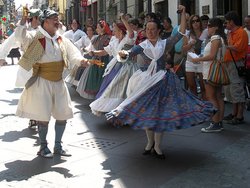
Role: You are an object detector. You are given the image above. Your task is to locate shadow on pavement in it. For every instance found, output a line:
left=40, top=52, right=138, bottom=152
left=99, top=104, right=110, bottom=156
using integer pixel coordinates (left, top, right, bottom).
left=6, top=88, right=23, bottom=93
left=99, top=149, right=213, bottom=188
left=0, top=157, right=73, bottom=182
left=0, top=128, right=38, bottom=145
left=0, top=99, right=19, bottom=105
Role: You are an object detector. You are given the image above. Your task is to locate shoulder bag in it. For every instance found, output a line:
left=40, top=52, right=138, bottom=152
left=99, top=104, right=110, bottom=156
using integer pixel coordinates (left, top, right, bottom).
left=207, top=47, right=230, bottom=86
left=229, top=50, right=247, bottom=77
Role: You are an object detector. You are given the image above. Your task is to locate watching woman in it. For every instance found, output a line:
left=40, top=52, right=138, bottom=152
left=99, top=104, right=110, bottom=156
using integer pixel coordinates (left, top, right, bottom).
left=189, top=18, right=227, bottom=132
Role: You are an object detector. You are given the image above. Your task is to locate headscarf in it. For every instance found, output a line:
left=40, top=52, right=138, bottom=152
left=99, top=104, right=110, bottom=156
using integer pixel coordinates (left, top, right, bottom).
left=39, top=9, right=58, bottom=23
left=99, top=20, right=112, bottom=35
left=115, top=23, right=127, bottom=35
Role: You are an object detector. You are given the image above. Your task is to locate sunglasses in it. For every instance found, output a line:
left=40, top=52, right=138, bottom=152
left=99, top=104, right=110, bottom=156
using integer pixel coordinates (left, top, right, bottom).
left=191, top=19, right=200, bottom=24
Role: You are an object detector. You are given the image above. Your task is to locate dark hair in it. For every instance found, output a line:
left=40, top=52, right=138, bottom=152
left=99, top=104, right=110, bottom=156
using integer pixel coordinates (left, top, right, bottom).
left=224, top=11, right=241, bottom=26
left=86, top=25, right=96, bottom=32
left=146, top=18, right=163, bottom=31
left=115, top=23, right=127, bottom=35
left=209, top=18, right=228, bottom=45
left=155, top=11, right=162, bottom=20
left=71, top=19, right=81, bottom=29
left=128, top=18, right=143, bottom=28
left=139, top=13, right=145, bottom=19
left=163, top=17, right=172, bottom=25
left=125, top=13, right=132, bottom=18
left=200, top=15, right=209, bottom=21
left=189, top=15, right=202, bottom=37
left=146, top=12, right=157, bottom=20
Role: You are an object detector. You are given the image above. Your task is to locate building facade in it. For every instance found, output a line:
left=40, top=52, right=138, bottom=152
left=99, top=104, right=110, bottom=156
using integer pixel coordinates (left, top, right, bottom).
left=64, top=0, right=250, bottom=29
left=2, top=0, right=249, bottom=30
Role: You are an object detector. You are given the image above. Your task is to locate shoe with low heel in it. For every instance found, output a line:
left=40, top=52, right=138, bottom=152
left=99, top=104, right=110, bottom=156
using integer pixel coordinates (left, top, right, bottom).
left=153, top=150, right=165, bottom=159
left=143, top=149, right=152, bottom=155
left=142, top=143, right=154, bottom=155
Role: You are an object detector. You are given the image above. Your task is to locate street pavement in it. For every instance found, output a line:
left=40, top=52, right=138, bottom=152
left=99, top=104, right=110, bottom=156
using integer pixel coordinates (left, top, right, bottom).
left=0, top=61, right=250, bottom=188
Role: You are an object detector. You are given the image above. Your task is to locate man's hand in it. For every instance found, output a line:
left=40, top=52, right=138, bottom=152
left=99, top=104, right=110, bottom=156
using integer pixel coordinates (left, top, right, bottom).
left=118, top=50, right=128, bottom=59
left=80, top=59, right=88, bottom=67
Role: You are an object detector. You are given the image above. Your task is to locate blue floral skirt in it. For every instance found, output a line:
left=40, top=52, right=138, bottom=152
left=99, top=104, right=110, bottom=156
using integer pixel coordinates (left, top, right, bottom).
left=111, top=72, right=215, bottom=132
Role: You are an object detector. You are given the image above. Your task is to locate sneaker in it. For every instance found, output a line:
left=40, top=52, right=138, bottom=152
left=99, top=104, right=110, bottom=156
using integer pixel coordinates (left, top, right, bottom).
left=227, top=117, right=245, bottom=125
left=37, top=146, right=53, bottom=158
left=201, top=122, right=223, bottom=133
left=54, top=148, right=72, bottom=157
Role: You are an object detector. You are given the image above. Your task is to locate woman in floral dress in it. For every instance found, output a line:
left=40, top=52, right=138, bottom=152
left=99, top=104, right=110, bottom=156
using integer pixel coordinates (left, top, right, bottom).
left=76, top=20, right=111, bottom=99
left=89, top=14, right=139, bottom=115
left=106, top=6, right=215, bottom=159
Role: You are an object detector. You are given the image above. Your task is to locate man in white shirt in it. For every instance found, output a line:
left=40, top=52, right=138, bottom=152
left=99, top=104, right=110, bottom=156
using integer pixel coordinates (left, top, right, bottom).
left=15, top=9, right=88, bottom=158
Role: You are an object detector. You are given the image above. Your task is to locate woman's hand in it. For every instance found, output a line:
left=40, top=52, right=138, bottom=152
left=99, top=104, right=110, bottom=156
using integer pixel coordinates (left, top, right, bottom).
left=80, top=59, right=89, bottom=67
left=118, top=50, right=128, bottom=59
left=89, top=51, right=94, bottom=56
left=120, top=13, right=125, bottom=20
left=191, top=57, right=200, bottom=64
left=187, top=53, right=200, bottom=63
left=177, top=5, right=186, bottom=14
left=189, top=39, right=196, bottom=46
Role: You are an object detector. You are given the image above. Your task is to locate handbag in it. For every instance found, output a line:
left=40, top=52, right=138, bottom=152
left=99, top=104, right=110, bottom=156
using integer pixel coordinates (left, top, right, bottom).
left=207, top=48, right=230, bottom=86
left=229, top=50, right=247, bottom=77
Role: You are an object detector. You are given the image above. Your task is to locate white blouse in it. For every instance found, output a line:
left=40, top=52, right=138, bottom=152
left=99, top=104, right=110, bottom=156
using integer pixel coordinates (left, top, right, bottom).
left=202, top=35, right=226, bottom=80
left=63, top=29, right=87, bottom=43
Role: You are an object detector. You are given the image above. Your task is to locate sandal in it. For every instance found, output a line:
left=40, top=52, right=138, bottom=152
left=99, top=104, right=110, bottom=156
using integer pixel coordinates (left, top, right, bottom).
left=54, top=148, right=72, bottom=157
left=37, top=146, right=53, bottom=158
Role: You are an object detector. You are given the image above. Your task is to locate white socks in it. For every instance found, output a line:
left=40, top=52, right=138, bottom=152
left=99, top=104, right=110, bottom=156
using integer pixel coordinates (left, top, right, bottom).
left=154, top=132, right=163, bottom=154
left=145, top=129, right=154, bottom=150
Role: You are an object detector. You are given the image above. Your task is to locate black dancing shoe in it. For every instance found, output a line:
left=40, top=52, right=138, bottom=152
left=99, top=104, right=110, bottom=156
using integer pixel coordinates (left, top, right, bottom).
left=153, top=150, right=165, bottom=159
left=142, top=143, right=154, bottom=155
